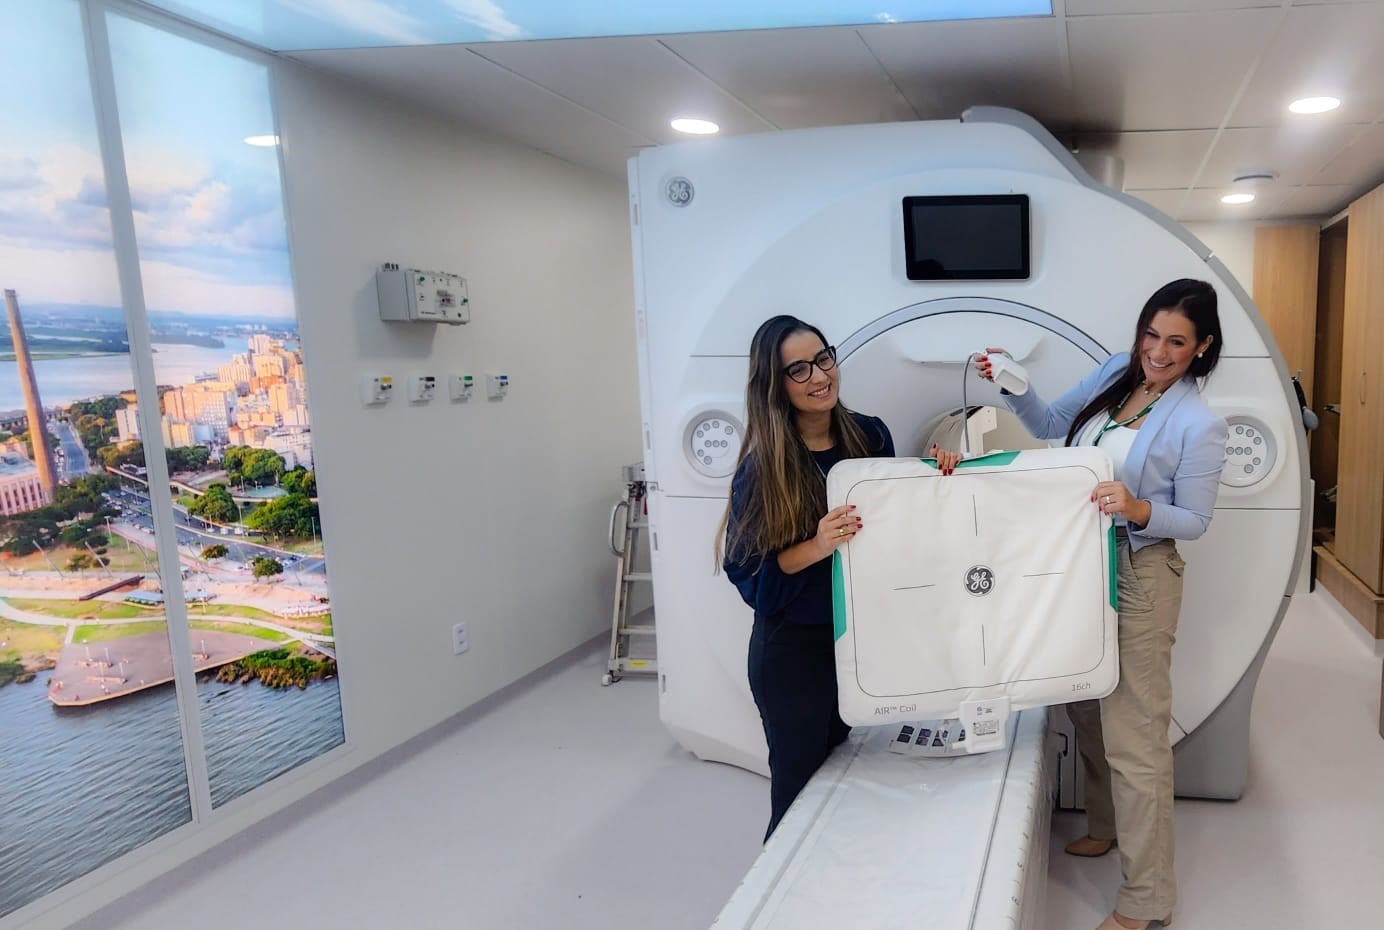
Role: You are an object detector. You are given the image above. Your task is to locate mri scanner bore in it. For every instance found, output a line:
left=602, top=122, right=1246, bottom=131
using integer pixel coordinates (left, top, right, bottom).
left=627, top=108, right=1309, bottom=812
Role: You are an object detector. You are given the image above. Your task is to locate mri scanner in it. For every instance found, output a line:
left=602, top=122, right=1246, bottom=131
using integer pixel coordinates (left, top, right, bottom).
left=627, top=108, right=1309, bottom=926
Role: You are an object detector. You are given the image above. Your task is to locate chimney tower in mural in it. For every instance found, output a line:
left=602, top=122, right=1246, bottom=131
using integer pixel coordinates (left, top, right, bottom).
left=4, top=289, right=59, bottom=502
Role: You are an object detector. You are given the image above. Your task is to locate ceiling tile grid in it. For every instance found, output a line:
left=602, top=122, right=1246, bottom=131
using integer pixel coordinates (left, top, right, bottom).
left=1065, top=8, right=1284, bottom=132
left=290, top=45, right=653, bottom=170
left=660, top=28, right=918, bottom=130
left=1228, top=2, right=1384, bottom=127
left=468, top=37, right=777, bottom=144
left=1077, top=130, right=1217, bottom=190
left=858, top=17, right=1073, bottom=126
left=281, top=2, right=1384, bottom=218
left=1197, top=123, right=1368, bottom=188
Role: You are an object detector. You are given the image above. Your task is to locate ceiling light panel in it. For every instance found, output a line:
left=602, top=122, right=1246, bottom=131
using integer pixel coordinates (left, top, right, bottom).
left=1288, top=96, right=1341, bottom=114
left=141, top=1, right=1053, bottom=52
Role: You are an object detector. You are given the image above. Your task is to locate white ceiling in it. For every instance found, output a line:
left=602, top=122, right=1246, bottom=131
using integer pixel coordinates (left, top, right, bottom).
left=286, top=0, right=1384, bottom=222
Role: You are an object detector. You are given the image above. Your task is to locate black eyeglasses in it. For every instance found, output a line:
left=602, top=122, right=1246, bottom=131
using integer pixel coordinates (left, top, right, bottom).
left=783, top=346, right=837, bottom=383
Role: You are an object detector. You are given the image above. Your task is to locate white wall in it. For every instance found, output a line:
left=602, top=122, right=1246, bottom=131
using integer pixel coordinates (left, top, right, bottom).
left=32, top=59, right=639, bottom=930
left=1182, top=221, right=1257, bottom=294
left=276, top=64, right=639, bottom=762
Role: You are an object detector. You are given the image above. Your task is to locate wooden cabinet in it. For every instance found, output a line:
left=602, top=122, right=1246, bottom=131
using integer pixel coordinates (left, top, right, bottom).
left=1253, top=225, right=1321, bottom=402
left=1335, top=184, right=1384, bottom=593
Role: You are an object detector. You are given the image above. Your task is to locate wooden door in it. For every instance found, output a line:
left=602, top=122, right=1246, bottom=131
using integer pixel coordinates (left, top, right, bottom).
left=1253, top=224, right=1320, bottom=402
left=1335, top=184, right=1384, bottom=592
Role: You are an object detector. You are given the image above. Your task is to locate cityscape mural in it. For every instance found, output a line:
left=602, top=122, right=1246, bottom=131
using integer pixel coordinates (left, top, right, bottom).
left=0, top=1, right=344, bottom=918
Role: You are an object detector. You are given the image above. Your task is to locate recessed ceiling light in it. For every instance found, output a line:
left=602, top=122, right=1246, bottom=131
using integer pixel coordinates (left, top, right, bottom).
left=670, top=118, right=719, bottom=135
left=1220, top=193, right=1256, bottom=205
left=1288, top=96, right=1341, bottom=115
left=243, top=134, right=280, bottom=147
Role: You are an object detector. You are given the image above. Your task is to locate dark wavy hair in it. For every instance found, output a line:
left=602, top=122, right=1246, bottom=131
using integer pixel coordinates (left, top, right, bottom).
left=1065, top=279, right=1223, bottom=446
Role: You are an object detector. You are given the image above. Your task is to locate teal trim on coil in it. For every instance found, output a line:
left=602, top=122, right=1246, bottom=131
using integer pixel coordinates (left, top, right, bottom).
left=921, top=450, right=1021, bottom=469
left=1109, top=524, right=1119, bottom=612
left=833, top=550, right=847, bottom=641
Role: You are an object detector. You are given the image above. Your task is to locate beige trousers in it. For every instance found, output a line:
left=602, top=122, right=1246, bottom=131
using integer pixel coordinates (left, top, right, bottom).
left=1067, top=536, right=1185, bottom=920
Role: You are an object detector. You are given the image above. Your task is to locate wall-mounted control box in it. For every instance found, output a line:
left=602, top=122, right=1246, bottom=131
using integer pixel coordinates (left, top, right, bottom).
left=376, top=263, right=470, bottom=325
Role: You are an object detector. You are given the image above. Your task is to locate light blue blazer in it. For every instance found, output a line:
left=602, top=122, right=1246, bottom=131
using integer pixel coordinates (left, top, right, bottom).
left=1004, top=352, right=1229, bottom=552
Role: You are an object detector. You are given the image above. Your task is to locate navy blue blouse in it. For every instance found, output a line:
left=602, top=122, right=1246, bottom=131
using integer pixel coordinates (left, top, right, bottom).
left=723, top=413, right=894, bottom=626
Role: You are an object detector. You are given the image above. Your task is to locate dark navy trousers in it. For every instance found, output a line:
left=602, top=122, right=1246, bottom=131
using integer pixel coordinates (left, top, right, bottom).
left=747, top=615, right=851, bottom=841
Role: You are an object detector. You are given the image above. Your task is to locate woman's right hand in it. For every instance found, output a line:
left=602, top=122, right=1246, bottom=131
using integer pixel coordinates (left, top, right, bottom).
left=814, top=504, right=861, bottom=557
left=974, top=347, right=1008, bottom=382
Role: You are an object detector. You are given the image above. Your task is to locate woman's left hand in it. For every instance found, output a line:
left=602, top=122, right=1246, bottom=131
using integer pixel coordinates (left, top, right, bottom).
left=1092, top=480, right=1150, bottom=526
left=930, top=444, right=962, bottom=476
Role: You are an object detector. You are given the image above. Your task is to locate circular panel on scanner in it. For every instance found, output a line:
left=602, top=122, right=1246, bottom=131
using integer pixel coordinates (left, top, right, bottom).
left=1221, top=414, right=1277, bottom=488
left=684, top=410, right=743, bottom=478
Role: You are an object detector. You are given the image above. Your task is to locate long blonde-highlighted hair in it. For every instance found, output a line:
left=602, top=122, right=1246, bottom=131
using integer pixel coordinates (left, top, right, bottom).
left=717, top=316, right=880, bottom=569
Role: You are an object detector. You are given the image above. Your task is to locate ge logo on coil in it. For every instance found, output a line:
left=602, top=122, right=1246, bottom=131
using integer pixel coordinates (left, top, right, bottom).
left=665, top=177, right=694, bottom=207
left=965, top=566, right=995, bottom=596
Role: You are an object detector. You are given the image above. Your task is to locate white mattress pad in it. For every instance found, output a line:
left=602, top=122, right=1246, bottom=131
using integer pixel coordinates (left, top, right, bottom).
left=712, top=709, right=1053, bottom=930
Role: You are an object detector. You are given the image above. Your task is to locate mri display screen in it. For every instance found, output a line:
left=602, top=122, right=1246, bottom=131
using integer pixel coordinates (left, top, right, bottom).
left=902, top=194, right=1030, bottom=280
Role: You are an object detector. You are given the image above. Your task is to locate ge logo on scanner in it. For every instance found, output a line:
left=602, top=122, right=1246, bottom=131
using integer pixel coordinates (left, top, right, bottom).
left=965, top=566, right=995, bottom=596
left=665, top=177, right=694, bottom=207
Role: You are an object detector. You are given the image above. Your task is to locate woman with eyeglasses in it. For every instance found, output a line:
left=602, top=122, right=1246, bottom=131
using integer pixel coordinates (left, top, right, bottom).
left=719, top=314, right=961, bottom=840
left=975, top=279, right=1227, bottom=930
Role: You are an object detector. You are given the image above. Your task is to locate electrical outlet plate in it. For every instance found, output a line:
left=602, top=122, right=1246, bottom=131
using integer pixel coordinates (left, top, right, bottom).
left=448, top=374, right=475, bottom=401
left=361, top=375, right=394, bottom=406
left=452, top=622, right=469, bottom=655
left=409, top=375, right=438, bottom=403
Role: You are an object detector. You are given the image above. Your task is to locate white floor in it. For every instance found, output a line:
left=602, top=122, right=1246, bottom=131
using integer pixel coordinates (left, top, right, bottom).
left=1046, top=587, right=1384, bottom=930
left=77, top=588, right=1384, bottom=930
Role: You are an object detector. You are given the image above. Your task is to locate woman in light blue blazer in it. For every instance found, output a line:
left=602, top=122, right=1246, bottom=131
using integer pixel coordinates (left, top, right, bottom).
left=977, top=279, right=1227, bottom=930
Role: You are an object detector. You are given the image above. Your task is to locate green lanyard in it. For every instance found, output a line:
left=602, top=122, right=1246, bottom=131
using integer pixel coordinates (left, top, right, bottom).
left=1094, top=391, right=1158, bottom=445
